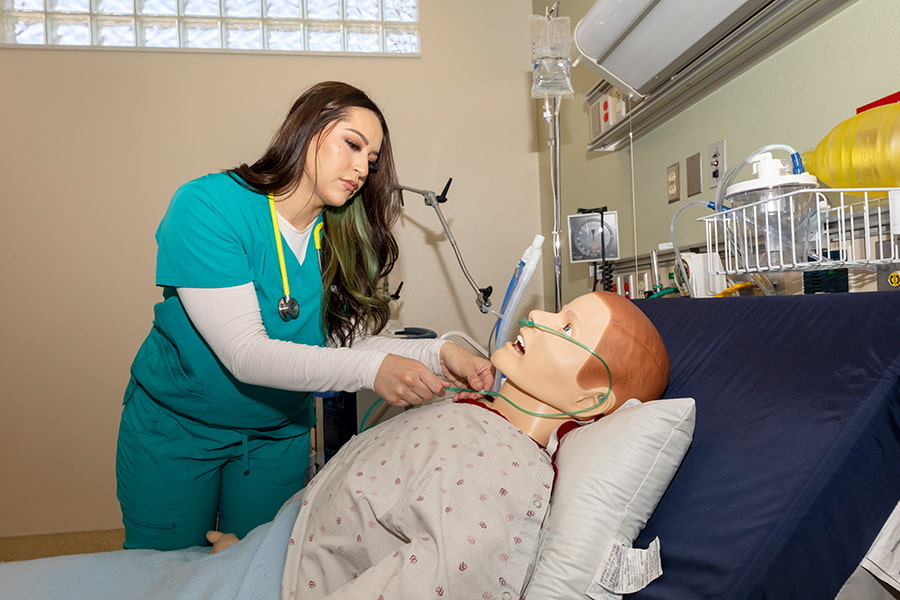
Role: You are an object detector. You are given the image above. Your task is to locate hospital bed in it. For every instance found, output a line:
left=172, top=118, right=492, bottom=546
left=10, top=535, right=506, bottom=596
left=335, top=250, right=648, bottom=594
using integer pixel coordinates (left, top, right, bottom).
left=628, top=291, right=900, bottom=599
left=2, top=291, right=897, bottom=600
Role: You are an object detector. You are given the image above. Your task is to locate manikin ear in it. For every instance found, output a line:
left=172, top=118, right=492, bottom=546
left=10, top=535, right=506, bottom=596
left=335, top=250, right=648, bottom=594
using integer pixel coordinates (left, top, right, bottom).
left=573, top=388, right=617, bottom=419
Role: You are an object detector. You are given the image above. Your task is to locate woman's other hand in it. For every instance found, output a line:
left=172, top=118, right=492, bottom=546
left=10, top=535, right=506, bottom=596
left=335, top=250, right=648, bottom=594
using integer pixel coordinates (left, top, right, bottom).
left=439, top=343, right=495, bottom=399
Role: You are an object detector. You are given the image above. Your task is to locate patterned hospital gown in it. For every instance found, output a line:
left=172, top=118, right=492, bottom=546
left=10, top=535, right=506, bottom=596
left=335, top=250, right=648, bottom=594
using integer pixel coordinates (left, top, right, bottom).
left=281, top=399, right=554, bottom=600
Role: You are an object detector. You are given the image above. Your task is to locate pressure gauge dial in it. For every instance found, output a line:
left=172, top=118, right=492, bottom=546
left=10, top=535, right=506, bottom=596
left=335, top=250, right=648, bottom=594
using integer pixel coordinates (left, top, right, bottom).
left=567, top=212, right=619, bottom=263
left=573, top=220, right=610, bottom=258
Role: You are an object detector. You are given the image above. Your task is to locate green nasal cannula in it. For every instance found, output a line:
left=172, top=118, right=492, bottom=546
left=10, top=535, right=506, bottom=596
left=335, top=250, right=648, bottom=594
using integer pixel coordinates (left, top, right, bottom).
left=359, top=319, right=612, bottom=432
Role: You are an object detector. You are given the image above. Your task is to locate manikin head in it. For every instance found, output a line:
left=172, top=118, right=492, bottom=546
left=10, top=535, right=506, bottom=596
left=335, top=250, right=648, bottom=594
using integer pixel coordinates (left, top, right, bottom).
left=490, top=291, right=670, bottom=445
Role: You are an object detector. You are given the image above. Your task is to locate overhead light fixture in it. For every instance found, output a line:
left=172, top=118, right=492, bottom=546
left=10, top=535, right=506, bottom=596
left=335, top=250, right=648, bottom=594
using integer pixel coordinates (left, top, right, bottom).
left=573, top=0, right=858, bottom=150
left=575, top=0, right=769, bottom=100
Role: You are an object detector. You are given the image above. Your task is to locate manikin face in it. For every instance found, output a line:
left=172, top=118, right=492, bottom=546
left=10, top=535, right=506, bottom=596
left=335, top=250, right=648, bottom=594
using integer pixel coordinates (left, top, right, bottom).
left=491, top=293, right=612, bottom=418
left=300, top=106, right=384, bottom=211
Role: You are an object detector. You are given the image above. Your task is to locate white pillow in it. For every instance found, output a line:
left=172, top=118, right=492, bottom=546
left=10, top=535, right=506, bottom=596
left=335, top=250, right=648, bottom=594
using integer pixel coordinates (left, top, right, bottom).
left=524, top=397, right=696, bottom=600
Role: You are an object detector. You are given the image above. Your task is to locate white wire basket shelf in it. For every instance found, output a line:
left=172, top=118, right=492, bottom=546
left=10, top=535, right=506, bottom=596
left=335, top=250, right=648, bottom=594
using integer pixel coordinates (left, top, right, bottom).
left=701, top=187, right=900, bottom=275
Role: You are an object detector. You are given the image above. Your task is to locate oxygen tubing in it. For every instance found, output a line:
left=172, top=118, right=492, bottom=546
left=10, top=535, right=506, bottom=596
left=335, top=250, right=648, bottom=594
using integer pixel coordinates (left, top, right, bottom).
left=446, top=387, right=608, bottom=418
left=648, top=287, right=679, bottom=299
left=360, top=383, right=610, bottom=433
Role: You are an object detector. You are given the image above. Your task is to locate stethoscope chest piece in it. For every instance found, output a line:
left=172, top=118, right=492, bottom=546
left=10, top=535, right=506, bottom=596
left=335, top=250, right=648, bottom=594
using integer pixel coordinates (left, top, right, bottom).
left=269, top=192, right=304, bottom=323
left=278, top=296, right=300, bottom=321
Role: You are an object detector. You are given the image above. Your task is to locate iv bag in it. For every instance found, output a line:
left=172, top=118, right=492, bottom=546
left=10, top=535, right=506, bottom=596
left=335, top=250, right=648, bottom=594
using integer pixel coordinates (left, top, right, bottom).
left=530, top=15, right=574, bottom=100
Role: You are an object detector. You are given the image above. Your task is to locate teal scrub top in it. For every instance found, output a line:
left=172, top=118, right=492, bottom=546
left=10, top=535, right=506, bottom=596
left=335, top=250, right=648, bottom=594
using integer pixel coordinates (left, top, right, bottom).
left=129, top=172, right=326, bottom=433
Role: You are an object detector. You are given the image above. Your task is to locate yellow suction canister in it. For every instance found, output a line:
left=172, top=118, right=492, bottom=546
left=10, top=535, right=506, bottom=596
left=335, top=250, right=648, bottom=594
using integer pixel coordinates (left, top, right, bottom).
left=803, top=102, right=900, bottom=189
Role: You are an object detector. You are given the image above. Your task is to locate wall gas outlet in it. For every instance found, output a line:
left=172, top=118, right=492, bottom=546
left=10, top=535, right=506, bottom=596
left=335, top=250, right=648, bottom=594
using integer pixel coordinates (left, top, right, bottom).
left=589, top=100, right=602, bottom=141
left=667, top=163, right=680, bottom=203
left=686, top=152, right=702, bottom=196
left=707, top=139, right=726, bottom=189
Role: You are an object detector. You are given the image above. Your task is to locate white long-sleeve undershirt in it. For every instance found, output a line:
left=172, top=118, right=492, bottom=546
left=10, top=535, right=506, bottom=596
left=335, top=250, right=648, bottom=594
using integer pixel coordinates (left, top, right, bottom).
left=178, top=284, right=447, bottom=394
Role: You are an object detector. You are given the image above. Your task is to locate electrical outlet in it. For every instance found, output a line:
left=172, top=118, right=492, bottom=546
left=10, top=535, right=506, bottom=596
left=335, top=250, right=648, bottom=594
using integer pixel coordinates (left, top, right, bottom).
left=667, top=163, right=680, bottom=203
left=707, top=139, right=726, bottom=189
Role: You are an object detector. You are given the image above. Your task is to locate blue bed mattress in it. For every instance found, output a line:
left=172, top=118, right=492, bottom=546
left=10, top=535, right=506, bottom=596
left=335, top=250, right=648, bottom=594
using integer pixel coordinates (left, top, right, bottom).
left=630, top=292, right=900, bottom=600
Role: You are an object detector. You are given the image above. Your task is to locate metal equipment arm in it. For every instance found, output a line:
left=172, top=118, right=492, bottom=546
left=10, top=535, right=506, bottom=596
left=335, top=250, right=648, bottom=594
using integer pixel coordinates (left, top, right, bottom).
left=399, top=179, right=493, bottom=314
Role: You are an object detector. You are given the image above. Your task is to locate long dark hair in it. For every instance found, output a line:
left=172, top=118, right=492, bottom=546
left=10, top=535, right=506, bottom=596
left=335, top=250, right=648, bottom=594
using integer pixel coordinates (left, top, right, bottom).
left=230, top=81, right=400, bottom=346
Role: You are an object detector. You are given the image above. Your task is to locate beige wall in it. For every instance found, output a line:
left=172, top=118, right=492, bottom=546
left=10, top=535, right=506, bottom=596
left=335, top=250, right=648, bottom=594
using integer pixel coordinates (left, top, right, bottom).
left=536, top=0, right=900, bottom=303
left=3, top=0, right=896, bottom=538
left=0, top=0, right=543, bottom=536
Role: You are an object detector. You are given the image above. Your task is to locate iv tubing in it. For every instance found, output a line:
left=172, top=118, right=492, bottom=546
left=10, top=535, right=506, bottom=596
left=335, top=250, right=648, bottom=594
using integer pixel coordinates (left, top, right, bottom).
left=627, top=99, right=640, bottom=289
left=545, top=96, right=563, bottom=311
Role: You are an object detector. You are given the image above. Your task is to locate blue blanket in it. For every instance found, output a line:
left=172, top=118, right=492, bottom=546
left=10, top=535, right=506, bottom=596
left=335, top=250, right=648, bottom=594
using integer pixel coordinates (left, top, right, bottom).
left=0, top=497, right=299, bottom=600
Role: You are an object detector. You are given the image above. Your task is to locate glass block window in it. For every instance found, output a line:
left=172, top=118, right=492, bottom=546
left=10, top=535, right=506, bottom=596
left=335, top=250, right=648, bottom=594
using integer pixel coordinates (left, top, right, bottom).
left=1, top=0, right=419, bottom=53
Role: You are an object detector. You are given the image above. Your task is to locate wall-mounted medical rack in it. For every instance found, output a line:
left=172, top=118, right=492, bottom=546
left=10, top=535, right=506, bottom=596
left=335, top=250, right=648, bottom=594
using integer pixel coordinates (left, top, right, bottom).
left=604, top=243, right=709, bottom=298
left=700, top=187, right=900, bottom=276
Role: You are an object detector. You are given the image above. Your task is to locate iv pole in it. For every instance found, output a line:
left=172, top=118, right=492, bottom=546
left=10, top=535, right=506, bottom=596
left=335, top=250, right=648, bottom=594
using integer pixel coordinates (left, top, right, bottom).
left=538, top=1, right=564, bottom=311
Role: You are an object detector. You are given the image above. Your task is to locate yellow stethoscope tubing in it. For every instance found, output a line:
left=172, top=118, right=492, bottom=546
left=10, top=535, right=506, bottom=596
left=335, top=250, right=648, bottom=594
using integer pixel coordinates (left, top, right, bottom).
left=268, top=193, right=326, bottom=302
left=267, top=193, right=293, bottom=301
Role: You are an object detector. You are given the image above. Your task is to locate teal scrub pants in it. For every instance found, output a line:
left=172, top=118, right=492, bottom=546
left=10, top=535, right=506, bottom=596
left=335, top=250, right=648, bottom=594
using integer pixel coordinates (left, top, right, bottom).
left=116, top=381, right=310, bottom=551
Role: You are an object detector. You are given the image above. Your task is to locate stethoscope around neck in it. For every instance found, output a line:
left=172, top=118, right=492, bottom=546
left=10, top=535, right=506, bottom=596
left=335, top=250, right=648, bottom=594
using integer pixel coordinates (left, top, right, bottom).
left=268, top=193, right=323, bottom=322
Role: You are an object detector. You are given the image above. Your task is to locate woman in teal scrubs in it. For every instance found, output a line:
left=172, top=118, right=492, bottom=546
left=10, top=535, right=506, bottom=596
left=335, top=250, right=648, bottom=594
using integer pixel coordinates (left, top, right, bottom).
left=116, top=81, right=494, bottom=551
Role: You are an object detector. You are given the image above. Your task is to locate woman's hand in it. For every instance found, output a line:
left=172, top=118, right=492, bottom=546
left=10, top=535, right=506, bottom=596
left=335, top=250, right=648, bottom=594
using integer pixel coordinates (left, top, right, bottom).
left=374, top=354, right=449, bottom=407
left=439, top=343, right=495, bottom=399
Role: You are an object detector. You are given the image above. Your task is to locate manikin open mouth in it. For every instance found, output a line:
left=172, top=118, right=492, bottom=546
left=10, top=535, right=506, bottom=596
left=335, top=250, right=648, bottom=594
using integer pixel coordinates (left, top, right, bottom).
left=514, top=334, right=526, bottom=355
